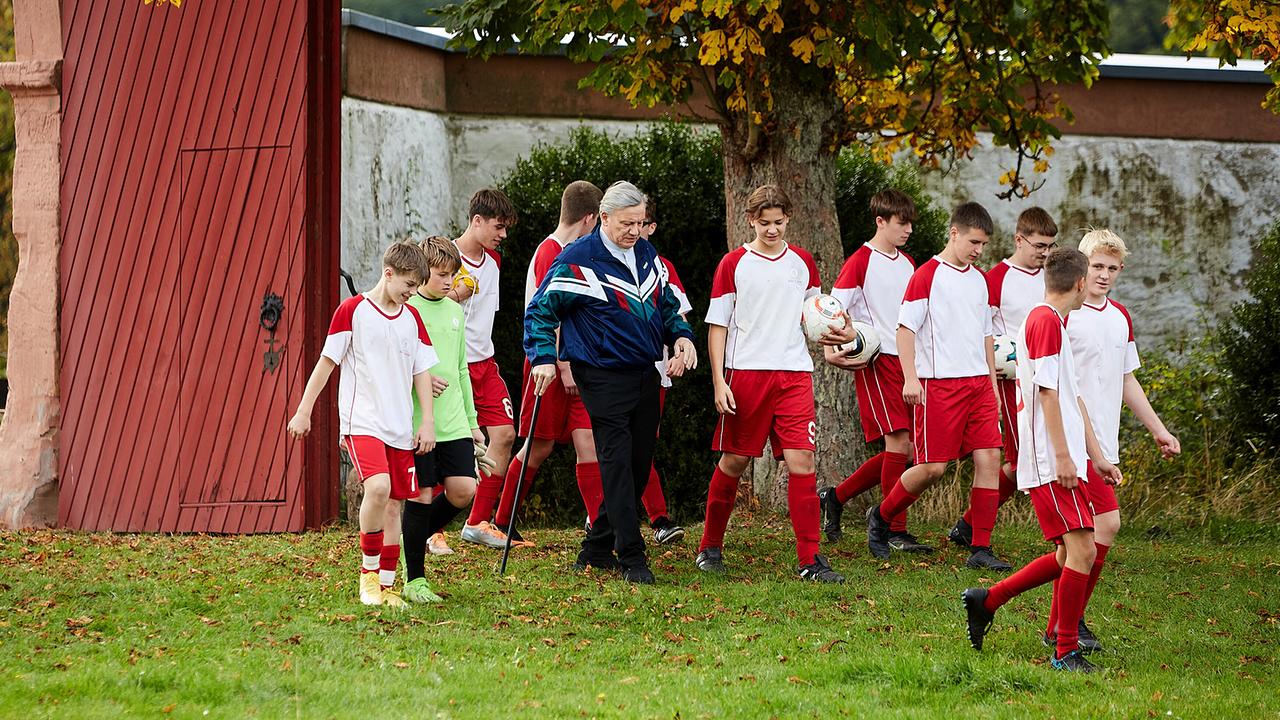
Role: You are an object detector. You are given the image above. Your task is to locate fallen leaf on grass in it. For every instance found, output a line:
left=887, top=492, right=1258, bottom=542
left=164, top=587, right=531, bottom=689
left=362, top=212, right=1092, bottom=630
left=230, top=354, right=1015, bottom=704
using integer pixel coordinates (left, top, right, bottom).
left=199, top=617, right=221, bottom=627
left=161, top=704, right=176, bottom=714
left=394, top=662, right=409, bottom=669
left=819, top=639, right=846, bottom=653
left=787, top=676, right=810, bottom=685
left=65, top=616, right=92, bottom=629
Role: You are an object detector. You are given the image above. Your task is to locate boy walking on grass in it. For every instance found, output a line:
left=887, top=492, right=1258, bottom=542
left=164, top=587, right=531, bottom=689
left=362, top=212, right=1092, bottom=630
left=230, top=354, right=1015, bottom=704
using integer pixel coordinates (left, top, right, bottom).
left=962, top=248, right=1122, bottom=673
left=288, top=242, right=438, bottom=608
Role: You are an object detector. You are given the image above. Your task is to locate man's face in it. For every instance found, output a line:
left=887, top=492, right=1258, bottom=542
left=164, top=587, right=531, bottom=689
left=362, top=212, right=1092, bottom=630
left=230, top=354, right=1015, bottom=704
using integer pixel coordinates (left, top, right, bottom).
left=1086, top=251, right=1125, bottom=297
left=948, top=225, right=990, bottom=266
left=877, top=215, right=913, bottom=247
left=385, top=269, right=422, bottom=305
left=421, top=266, right=455, bottom=299
left=1014, top=232, right=1057, bottom=268
left=472, top=216, right=510, bottom=251
left=601, top=204, right=647, bottom=249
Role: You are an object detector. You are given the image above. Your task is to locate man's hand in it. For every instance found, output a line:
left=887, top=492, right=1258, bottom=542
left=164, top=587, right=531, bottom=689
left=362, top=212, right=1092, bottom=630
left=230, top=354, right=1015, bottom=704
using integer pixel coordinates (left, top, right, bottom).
left=902, top=378, right=924, bottom=405
left=431, top=375, right=449, bottom=398
left=531, top=363, right=557, bottom=397
left=714, top=381, right=737, bottom=415
left=287, top=412, right=311, bottom=440
left=672, top=337, right=698, bottom=373
left=557, top=361, right=578, bottom=396
left=818, top=314, right=856, bottom=346
left=1095, top=459, right=1123, bottom=486
left=1154, top=430, right=1181, bottom=459
left=414, top=424, right=436, bottom=455
left=1053, top=453, right=1078, bottom=488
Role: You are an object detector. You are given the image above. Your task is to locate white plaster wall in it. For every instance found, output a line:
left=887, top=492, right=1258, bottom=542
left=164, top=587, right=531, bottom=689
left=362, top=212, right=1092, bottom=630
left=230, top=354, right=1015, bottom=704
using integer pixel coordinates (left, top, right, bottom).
left=920, top=135, right=1280, bottom=349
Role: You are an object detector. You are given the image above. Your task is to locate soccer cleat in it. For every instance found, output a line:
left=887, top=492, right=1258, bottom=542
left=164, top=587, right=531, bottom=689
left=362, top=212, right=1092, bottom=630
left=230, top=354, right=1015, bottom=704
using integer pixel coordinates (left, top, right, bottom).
left=1050, top=649, right=1097, bottom=673
left=572, top=549, right=621, bottom=573
left=948, top=518, right=974, bottom=549
left=380, top=588, right=408, bottom=609
left=887, top=531, right=935, bottom=554
left=460, top=521, right=510, bottom=549
left=961, top=587, right=996, bottom=650
left=818, top=486, right=844, bottom=543
left=695, top=547, right=727, bottom=574
left=359, top=572, right=383, bottom=606
left=797, top=554, right=846, bottom=583
left=428, top=532, right=454, bottom=556
left=652, top=517, right=686, bottom=545
left=866, top=505, right=891, bottom=560
left=966, top=545, right=1013, bottom=571
left=1043, top=619, right=1104, bottom=654
left=402, top=577, right=444, bottom=604
left=622, top=565, right=656, bottom=584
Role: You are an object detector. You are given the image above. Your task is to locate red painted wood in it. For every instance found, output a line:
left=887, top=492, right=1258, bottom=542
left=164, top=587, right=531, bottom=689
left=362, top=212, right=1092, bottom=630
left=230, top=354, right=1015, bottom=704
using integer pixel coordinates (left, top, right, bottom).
left=59, top=0, right=340, bottom=532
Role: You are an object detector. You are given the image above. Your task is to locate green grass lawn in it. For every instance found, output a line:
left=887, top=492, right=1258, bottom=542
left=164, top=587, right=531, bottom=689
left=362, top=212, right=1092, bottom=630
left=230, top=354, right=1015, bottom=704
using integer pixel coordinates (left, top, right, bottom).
left=2, top=517, right=1278, bottom=719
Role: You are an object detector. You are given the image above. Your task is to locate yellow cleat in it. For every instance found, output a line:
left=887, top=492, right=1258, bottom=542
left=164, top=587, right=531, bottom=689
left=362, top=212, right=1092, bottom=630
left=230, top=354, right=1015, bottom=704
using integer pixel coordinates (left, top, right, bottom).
left=359, top=571, right=383, bottom=606
left=380, top=588, right=408, bottom=609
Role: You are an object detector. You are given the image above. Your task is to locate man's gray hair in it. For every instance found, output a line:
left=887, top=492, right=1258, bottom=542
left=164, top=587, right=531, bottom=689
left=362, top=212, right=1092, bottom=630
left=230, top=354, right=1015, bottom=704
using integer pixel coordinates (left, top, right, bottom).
left=599, top=180, right=647, bottom=216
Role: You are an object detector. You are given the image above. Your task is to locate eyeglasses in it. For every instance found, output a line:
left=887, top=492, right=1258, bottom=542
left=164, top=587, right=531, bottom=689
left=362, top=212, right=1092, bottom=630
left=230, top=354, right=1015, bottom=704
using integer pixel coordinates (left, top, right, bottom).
left=1018, top=235, right=1057, bottom=251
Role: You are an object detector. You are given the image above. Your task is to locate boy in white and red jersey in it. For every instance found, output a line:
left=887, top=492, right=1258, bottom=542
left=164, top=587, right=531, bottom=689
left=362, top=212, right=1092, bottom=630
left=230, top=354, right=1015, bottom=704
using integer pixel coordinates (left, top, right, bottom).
left=695, top=185, right=853, bottom=583
left=487, top=181, right=605, bottom=546
left=949, top=207, right=1058, bottom=562
left=287, top=242, right=438, bottom=608
left=865, top=202, right=1012, bottom=570
left=962, top=248, right=1122, bottom=674
left=1040, top=229, right=1180, bottom=652
left=819, top=189, right=930, bottom=554
left=443, top=189, right=521, bottom=550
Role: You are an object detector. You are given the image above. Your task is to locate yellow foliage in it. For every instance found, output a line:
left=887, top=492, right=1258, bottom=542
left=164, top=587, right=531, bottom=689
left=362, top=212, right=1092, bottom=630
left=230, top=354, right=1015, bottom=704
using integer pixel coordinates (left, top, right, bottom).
left=790, top=36, right=816, bottom=63
left=668, top=0, right=697, bottom=23
left=1033, top=158, right=1049, bottom=174
left=699, top=29, right=726, bottom=65
left=759, top=11, right=783, bottom=34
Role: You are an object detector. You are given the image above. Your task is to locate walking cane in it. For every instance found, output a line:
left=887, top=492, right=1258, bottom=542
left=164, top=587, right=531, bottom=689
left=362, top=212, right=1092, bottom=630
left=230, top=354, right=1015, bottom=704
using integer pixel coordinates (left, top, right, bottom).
left=499, top=391, right=543, bottom=575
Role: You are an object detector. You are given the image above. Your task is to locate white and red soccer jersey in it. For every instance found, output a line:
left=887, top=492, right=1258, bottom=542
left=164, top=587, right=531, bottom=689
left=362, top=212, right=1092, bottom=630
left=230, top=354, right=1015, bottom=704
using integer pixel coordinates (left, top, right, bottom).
left=1016, top=304, right=1087, bottom=490
left=655, top=255, right=693, bottom=388
left=1067, top=297, right=1141, bottom=463
left=456, top=244, right=501, bottom=363
left=706, top=243, right=821, bottom=372
left=322, top=294, right=439, bottom=450
left=831, top=244, right=915, bottom=356
left=897, top=257, right=993, bottom=379
left=986, top=259, right=1045, bottom=337
left=525, top=235, right=570, bottom=310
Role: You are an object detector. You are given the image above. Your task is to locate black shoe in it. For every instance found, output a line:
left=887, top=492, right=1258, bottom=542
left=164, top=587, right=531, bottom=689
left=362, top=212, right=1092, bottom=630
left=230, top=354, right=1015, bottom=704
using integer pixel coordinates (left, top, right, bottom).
left=961, top=587, right=996, bottom=651
left=652, top=517, right=686, bottom=545
left=572, top=549, right=621, bottom=573
left=798, top=554, right=845, bottom=583
left=1050, top=649, right=1097, bottom=673
left=1077, top=618, right=1103, bottom=653
left=887, top=531, right=935, bottom=554
left=866, top=505, right=891, bottom=560
left=622, top=565, right=656, bottom=584
left=966, top=545, right=1013, bottom=571
left=948, top=518, right=974, bottom=549
left=818, top=486, right=844, bottom=543
left=695, top=547, right=727, bottom=573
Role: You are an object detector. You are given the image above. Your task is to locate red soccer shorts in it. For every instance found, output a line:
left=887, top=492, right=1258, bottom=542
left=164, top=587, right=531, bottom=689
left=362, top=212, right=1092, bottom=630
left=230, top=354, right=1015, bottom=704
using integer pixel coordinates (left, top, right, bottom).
left=1029, top=481, right=1094, bottom=541
left=912, top=375, right=1002, bottom=464
left=519, top=359, right=592, bottom=443
left=997, top=378, right=1019, bottom=467
left=854, top=353, right=911, bottom=443
left=713, top=369, right=815, bottom=457
left=343, top=435, right=420, bottom=500
left=1084, top=460, right=1120, bottom=515
left=468, top=357, right=515, bottom=428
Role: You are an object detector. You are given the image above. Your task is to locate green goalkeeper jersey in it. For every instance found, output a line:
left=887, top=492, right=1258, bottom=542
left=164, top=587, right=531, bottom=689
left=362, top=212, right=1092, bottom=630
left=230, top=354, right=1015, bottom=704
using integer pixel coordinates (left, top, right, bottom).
left=408, top=293, right=478, bottom=442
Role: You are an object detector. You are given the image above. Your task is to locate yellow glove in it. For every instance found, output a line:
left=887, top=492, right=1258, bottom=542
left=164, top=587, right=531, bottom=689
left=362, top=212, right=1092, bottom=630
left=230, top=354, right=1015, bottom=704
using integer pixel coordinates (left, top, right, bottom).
left=454, top=264, right=479, bottom=294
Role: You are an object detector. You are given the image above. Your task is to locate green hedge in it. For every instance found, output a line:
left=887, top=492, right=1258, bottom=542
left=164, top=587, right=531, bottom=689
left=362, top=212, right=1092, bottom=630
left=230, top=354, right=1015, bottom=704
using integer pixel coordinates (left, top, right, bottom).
left=492, top=123, right=947, bottom=526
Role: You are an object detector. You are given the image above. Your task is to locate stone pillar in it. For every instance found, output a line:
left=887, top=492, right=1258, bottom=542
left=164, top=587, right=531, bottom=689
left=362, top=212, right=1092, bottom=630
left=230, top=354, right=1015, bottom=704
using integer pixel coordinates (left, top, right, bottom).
left=0, top=0, right=62, bottom=529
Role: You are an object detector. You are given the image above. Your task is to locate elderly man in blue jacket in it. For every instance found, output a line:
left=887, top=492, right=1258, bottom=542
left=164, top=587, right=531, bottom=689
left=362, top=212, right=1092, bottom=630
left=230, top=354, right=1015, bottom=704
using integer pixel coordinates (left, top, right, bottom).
left=525, top=181, right=698, bottom=584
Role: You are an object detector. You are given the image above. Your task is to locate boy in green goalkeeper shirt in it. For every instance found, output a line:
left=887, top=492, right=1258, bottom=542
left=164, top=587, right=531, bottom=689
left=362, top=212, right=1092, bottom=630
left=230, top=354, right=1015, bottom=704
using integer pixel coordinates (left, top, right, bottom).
left=401, top=235, right=489, bottom=603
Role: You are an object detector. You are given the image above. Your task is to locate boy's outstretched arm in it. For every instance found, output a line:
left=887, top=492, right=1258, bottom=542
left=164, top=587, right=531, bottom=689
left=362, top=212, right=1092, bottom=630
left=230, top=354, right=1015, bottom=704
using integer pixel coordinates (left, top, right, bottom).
left=1121, top=373, right=1180, bottom=458
left=1078, top=397, right=1122, bottom=485
left=897, top=326, right=923, bottom=405
left=412, top=370, right=437, bottom=454
left=1038, top=387, right=1078, bottom=488
left=288, top=356, right=337, bottom=438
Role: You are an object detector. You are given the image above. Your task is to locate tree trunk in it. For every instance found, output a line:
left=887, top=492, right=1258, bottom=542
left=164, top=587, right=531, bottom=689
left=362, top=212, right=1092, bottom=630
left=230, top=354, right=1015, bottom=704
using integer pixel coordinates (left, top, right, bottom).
left=718, top=64, right=868, bottom=510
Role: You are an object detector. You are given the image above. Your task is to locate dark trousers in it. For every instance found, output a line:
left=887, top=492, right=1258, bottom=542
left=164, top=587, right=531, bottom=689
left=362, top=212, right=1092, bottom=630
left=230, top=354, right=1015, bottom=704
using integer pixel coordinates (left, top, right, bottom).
left=571, top=362, right=661, bottom=569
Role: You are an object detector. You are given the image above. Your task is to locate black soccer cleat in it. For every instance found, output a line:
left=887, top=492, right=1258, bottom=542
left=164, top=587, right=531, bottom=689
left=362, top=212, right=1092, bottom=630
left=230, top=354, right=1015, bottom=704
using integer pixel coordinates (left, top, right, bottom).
left=797, top=554, right=846, bottom=583
left=961, top=587, right=996, bottom=651
left=866, top=504, right=891, bottom=560
left=572, top=549, right=621, bottom=573
left=818, top=486, right=845, bottom=543
left=966, top=545, right=1013, bottom=571
left=652, top=517, right=686, bottom=545
left=1050, top=649, right=1098, bottom=673
left=695, top=547, right=727, bottom=574
left=622, top=565, right=656, bottom=584
left=948, top=518, right=974, bottom=549
left=887, top=531, right=935, bottom=554
left=1044, top=619, right=1104, bottom=654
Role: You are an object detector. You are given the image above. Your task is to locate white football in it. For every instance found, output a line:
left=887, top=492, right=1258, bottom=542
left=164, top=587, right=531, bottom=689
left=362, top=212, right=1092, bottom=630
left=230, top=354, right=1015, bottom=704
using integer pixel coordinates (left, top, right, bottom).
left=836, top=321, right=882, bottom=365
left=993, top=334, right=1018, bottom=380
left=801, top=294, right=846, bottom=343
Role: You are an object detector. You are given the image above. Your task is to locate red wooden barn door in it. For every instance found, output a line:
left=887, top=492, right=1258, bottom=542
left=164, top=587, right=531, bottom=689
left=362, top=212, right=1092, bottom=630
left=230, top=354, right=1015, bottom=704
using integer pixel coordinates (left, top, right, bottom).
left=58, top=1, right=340, bottom=532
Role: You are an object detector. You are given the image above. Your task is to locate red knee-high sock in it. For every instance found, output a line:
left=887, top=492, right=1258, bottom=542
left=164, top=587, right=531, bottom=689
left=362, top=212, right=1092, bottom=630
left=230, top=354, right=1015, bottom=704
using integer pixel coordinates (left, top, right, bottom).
left=968, top=487, right=1000, bottom=547
left=1083, top=542, right=1110, bottom=609
left=467, top=471, right=504, bottom=526
left=494, top=456, right=539, bottom=528
left=642, top=465, right=669, bottom=524
left=835, top=452, right=884, bottom=503
left=788, top=472, right=821, bottom=566
left=881, top=452, right=910, bottom=532
left=698, top=467, right=739, bottom=553
left=575, top=462, right=604, bottom=524
left=878, top=479, right=919, bottom=522
left=1054, top=567, right=1091, bottom=657
left=983, top=551, right=1061, bottom=612
left=359, top=530, right=383, bottom=575
left=379, top=543, right=399, bottom=590
left=964, top=467, right=1014, bottom=524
